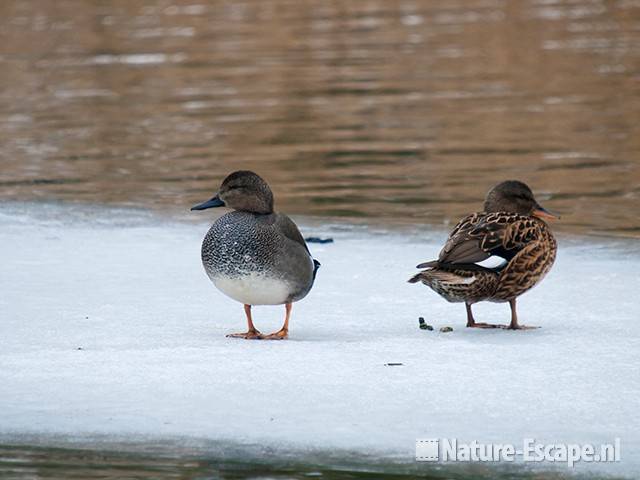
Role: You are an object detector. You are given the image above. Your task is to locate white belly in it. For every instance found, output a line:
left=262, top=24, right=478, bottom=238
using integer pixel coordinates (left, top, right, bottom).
left=212, top=273, right=291, bottom=305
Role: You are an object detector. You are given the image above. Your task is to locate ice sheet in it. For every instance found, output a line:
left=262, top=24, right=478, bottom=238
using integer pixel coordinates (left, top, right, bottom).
left=1, top=203, right=638, bottom=477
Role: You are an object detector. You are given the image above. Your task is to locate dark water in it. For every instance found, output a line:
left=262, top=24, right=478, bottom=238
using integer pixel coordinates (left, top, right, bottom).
left=0, top=444, right=602, bottom=480
left=0, top=0, right=639, bottom=236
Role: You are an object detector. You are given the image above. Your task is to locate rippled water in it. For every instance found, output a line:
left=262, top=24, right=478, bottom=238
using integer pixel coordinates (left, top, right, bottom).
left=0, top=0, right=639, bottom=235
left=0, top=444, right=589, bottom=480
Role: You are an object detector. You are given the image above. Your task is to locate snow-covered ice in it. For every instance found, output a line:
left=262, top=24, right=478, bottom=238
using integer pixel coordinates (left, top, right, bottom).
left=1, top=203, right=639, bottom=477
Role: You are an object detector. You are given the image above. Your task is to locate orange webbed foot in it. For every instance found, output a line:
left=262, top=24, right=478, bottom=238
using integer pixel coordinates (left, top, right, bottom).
left=261, top=329, right=288, bottom=340
left=503, top=324, right=540, bottom=330
left=226, top=329, right=263, bottom=340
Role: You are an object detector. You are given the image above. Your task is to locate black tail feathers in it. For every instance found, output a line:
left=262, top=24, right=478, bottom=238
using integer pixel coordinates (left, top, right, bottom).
left=313, top=259, right=321, bottom=279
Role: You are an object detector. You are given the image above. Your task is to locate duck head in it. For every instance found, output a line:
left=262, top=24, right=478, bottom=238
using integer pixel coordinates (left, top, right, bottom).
left=191, top=170, right=274, bottom=214
left=483, top=180, right=558, bottom=221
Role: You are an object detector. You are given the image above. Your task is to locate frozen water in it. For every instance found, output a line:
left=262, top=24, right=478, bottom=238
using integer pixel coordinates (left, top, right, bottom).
left=1, top=202, right=638, bottom=477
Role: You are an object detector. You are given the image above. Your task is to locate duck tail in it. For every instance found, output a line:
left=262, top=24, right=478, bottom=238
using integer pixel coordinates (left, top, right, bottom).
left=408, top=273, right=423, bottom=284
left=408, top=260, right=439, bottom=284
left=312, top=259, right=321, bottom=279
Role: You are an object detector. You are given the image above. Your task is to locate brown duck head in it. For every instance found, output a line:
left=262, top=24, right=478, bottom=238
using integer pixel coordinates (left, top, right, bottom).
left=483, top=180, right=558, bottom=221
left=191, top=170, right=274, bottom=214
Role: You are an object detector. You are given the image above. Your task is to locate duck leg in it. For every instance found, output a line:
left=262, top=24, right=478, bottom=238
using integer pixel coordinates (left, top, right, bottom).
left=227, top=304, right=263, bottom=339
left=262, top=302, right=291, bottom=340
left=465, top=303, right=501, bottom=328
left=505, top=299, right=539, bottom=330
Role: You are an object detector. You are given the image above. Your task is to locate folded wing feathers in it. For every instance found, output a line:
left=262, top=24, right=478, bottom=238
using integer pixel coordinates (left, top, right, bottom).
left=411, top=213, right=542, bottom=283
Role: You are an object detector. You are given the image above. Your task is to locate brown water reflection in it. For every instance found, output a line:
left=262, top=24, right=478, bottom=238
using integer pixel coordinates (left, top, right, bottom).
left=0, top=444, right=588, bottom=480
left=0, top=1, right=639, bottom=236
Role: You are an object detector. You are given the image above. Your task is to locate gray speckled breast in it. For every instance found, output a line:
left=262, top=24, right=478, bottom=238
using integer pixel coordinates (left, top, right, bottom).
left=201, top=211, right=314, bottom=305
left=203, top=211, right=277, bottom=277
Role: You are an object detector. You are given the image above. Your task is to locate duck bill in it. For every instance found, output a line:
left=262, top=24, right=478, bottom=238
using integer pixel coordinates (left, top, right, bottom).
left=191, top=195, right=225, bottom=211
left=532, top=204, right=559, bottom=221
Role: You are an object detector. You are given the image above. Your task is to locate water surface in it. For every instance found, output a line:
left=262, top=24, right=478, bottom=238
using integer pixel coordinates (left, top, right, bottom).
left=0, top=444, right=605, bottom=480
left=0, top=0, right=639, bottom=235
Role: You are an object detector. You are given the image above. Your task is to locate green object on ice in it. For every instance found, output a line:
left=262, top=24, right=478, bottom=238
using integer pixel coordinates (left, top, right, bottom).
left=418, top=317, right=434, bottom=330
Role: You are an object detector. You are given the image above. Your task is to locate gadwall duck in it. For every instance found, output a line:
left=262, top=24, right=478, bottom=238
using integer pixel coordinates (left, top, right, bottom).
left=409, top=180, right=558, bottom=330
left=192, top=171, right=320, bottom=339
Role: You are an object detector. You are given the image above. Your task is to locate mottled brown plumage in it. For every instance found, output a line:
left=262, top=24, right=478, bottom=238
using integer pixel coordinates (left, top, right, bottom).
left=409, top=181, right=558, bottom=329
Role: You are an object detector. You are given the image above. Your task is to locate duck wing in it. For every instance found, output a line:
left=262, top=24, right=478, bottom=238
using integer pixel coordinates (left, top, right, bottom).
left=274, top=213, right=321, bottom=278
left=437, top=212, right=540, bottom=271
left=274, top=213, right=312, bottom=255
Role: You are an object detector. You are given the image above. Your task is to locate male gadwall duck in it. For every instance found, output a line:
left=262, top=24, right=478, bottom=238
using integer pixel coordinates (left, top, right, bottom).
left=191, top=171, right=320, bottom=339
left=409, top=180, right=558, bottom=329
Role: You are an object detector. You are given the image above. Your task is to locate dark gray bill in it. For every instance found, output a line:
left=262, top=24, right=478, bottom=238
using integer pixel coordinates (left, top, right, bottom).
left=191, top=195, right=225, bottom=211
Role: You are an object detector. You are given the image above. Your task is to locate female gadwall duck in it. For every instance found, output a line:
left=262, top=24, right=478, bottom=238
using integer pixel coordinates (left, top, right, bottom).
left=191, top=171, right=320, bottom=339
left=409, top=180, right=558, bottom=330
